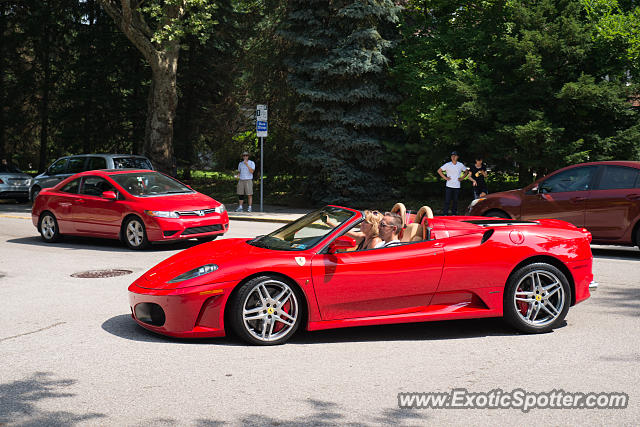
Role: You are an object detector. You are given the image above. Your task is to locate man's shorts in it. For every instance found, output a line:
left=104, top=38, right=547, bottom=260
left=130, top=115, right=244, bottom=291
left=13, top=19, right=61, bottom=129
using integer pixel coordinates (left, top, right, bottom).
left=237, top=179, right=253, bottom=195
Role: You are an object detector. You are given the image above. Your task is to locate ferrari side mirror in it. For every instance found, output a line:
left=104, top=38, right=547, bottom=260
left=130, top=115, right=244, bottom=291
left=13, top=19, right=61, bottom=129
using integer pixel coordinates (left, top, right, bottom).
left=329, top=236, right=357, bottom=253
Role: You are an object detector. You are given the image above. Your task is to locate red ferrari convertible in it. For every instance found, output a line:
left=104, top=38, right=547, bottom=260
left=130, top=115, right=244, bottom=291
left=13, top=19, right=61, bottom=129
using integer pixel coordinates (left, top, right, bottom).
left=128, top=206, right=597, bottom=345
left=32, top=169, right=229, bottom=249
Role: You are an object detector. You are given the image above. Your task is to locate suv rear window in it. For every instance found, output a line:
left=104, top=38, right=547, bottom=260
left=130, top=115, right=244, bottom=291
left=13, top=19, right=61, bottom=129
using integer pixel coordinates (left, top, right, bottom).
left=113, top=157, right=153, bottom=170
left=597, top=166, right=639, bottom=190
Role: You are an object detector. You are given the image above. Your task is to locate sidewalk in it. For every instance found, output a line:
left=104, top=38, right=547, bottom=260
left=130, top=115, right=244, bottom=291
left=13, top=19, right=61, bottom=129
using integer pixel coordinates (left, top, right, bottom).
left=227, top=204, right=311, bottom=223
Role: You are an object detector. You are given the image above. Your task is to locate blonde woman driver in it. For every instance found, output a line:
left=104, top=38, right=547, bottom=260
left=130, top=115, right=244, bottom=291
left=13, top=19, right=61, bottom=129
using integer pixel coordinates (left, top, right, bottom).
left=349, top=210, right=383, bottom=250
left=325, top=210, right=382, bottom=251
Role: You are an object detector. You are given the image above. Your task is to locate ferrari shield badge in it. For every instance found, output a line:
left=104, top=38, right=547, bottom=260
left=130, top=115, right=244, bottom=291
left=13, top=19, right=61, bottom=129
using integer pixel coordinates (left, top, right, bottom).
left=295, top=257, right=306, bottom=266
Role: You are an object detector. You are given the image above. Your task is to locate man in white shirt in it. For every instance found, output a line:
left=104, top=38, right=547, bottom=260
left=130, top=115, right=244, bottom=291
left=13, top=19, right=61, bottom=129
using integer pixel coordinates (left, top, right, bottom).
left=236, top=151, right=255, bottom=212
left=374, top=212, right=403, bottom=248
left=437, top=151, right=470, bottom=215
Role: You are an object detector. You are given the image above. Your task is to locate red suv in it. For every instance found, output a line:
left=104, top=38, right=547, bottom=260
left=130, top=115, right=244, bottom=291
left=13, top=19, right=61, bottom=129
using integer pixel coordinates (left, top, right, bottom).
left=468, top=161, right=640, bottom=248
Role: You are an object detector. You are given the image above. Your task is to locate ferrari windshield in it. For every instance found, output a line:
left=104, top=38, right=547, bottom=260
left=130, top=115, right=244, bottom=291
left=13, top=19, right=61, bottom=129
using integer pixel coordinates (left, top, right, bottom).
left=249, top=206, right=356, bottom=251
left=109, top=172, right=194, bottom=197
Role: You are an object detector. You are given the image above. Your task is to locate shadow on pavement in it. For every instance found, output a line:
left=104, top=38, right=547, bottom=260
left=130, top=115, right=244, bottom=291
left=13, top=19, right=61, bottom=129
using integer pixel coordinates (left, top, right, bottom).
left=0, top=372, right=105, bottom=425
left=591, top=245, right=639, bottom=261
left=291, top=317, right=534, bottom=345
left=6, top=235, right=201, bottom=252
left=593, top=282, right=640, bottom=317
left=0, top=371, right=426, bottom=425
left=0, top=199, right=32, bottom=213
left=102, top=313, right=538, bottom=346
left=101, top=314, right=238, bottom=346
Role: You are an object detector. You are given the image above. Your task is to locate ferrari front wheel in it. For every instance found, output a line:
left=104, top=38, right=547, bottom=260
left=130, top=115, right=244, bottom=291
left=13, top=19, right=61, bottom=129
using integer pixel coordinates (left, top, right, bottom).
left=230, top=276, right=302, bottom=345
left=503, top=263, right=570, bottom=333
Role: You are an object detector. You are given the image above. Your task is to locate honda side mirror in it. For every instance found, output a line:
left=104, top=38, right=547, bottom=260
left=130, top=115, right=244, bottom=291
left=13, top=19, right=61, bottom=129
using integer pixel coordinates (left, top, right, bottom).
left=102, top=190, right=117, bottom=200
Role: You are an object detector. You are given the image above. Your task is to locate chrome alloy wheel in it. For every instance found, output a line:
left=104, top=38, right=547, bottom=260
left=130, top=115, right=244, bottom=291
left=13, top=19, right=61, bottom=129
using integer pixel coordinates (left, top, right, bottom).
left=513, top=270, right=566, bottom=327
left=126, top=219, right=145, bottom=247
left=242, top=279, right=299, bottom=342
left=41, top=215, right=56, bottom=239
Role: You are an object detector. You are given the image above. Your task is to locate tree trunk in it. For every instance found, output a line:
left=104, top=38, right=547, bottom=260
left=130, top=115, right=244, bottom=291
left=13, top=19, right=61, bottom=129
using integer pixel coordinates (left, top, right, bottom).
left=38, top=23, right=51, bottom=173
left=144, top=50, right=178, bottom=174
left=0, top=6, right=6, bottom=162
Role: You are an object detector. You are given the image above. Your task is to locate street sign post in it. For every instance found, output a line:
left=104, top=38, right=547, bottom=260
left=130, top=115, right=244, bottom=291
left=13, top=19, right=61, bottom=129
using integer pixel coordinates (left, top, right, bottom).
left=256, top=105, right=267, bottom=212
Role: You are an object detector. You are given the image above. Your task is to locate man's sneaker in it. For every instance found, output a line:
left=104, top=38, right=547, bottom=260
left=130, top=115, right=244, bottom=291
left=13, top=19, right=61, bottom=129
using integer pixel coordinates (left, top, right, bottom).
left=235, top=206, right=243, bottom=212
left=247, top=206, right=252, bottom=212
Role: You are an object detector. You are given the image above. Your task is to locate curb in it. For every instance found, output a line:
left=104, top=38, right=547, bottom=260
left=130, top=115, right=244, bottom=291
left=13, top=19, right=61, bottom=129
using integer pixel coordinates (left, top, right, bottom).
left=1, top=212, right=297, bottom=224
left=227, top=215, right=296, bottom=224
left=0, top=214, right=31, bottom=220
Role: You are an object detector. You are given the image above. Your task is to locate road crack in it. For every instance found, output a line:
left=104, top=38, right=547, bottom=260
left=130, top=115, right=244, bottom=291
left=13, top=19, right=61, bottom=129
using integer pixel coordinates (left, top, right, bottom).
left=0, top=322, right=66, bottom=342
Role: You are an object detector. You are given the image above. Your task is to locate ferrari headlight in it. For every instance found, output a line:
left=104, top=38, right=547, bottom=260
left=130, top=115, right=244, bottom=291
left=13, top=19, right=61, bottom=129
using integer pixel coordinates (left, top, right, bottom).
left=167, top=264, right=219, bottom=283
left=469, top=198, right=486, bottom=208
left=145, top=210, right=179, bottom=218
left=214, top=204, right=226, bottom=213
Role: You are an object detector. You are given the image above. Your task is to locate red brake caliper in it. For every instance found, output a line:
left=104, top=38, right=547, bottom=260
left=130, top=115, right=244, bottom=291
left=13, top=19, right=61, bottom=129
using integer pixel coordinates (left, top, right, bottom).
left=273, top=300, right=291, bottom=333
left=516, top=286, right=528, bottom=316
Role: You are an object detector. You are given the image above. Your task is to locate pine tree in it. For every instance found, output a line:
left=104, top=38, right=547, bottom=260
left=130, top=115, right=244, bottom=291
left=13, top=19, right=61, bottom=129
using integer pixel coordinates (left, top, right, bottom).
left=281, top=0, right=401, bottom=204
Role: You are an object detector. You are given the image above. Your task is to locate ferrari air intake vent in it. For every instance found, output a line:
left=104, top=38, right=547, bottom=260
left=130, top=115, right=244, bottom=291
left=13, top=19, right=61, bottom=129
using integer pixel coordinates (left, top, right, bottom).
left=134, top=303, right=166, bottom=327
left=481, top=229, right=494, bottom=244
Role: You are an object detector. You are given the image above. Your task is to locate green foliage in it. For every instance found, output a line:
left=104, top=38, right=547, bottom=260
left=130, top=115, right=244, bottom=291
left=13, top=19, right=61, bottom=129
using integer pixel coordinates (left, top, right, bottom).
left=582, top=0, right=640, bottom=75
left=393, top=0, right=640, bottom=187
left=280, top=0, right=402, bottom=204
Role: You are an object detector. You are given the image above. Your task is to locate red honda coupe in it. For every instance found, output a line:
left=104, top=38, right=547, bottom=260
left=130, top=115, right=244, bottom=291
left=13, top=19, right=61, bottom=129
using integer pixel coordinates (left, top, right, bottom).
left=32, top=169, right=229, bottom=249
left=128, top=206, right=596, bottom=345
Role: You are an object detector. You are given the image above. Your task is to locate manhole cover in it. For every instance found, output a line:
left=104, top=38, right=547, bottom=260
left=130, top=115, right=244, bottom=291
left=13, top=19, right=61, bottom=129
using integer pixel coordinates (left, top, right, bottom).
left=71, top=269, right=133, bottom=278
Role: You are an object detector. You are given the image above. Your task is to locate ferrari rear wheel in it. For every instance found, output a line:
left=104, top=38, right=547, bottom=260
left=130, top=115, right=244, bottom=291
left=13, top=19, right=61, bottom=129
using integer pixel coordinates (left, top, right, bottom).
left=230, top=276, right=302, bottom=345
left=123, top=217, right=149, bottom=250
left=504, top=263, right=570, bottom=333
left=39, top=212, right=61, bottom=243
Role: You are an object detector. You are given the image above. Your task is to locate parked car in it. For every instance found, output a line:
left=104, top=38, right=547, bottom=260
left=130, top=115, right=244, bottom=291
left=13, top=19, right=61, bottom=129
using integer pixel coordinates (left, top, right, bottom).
left=468, top=161, right=640, bottom=248
left=30, top=154, right=153, bottom=201
left=32, top=169, right=228, bottom=249
left=0, top=162, right=32, bottom=203
left=129, top=206, right=595, bottom=345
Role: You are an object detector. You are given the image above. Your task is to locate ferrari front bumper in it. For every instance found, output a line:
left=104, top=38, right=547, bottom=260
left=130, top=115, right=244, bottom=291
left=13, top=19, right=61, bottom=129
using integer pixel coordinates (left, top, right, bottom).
left=128, top=279, right=237, bottom=338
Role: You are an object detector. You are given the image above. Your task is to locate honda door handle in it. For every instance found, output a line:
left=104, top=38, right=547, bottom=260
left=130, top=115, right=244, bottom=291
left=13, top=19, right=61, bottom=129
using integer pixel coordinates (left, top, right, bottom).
left=570, top=197, right=587, bottom=203
left=626, top=194, right=640, bottom=201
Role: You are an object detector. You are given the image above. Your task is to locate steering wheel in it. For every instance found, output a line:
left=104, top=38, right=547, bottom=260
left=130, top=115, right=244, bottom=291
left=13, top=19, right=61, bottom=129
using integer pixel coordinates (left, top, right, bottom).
left=149, top=185, right=163, bottom=193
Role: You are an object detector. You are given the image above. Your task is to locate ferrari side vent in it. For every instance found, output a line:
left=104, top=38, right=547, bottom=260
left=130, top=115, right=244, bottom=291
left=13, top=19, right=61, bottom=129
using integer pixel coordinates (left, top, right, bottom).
left=481, top=229, right=494, bottom=244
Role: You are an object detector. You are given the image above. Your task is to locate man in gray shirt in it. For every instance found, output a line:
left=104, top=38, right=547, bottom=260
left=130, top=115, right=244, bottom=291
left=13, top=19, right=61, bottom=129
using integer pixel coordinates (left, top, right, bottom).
left=236, top=151, right=255, bottom=212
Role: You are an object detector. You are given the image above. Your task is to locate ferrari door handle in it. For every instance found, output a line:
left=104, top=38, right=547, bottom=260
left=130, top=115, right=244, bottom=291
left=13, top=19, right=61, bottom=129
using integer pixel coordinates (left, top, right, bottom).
left=570, top=197, right=587, bottom=203
left=433, top=242, right=444, bottom=248
left=626, top=194, right=640, bottom=201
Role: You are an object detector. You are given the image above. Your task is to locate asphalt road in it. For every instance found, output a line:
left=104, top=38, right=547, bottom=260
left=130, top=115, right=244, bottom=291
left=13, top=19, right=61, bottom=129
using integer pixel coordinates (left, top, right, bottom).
left=0, top=202, right=638, bottom=426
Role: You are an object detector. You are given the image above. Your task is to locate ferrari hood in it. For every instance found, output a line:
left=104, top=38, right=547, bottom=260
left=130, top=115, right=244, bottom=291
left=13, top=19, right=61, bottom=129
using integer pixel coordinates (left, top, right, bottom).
left=137, top=238, right=251, bottom=289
